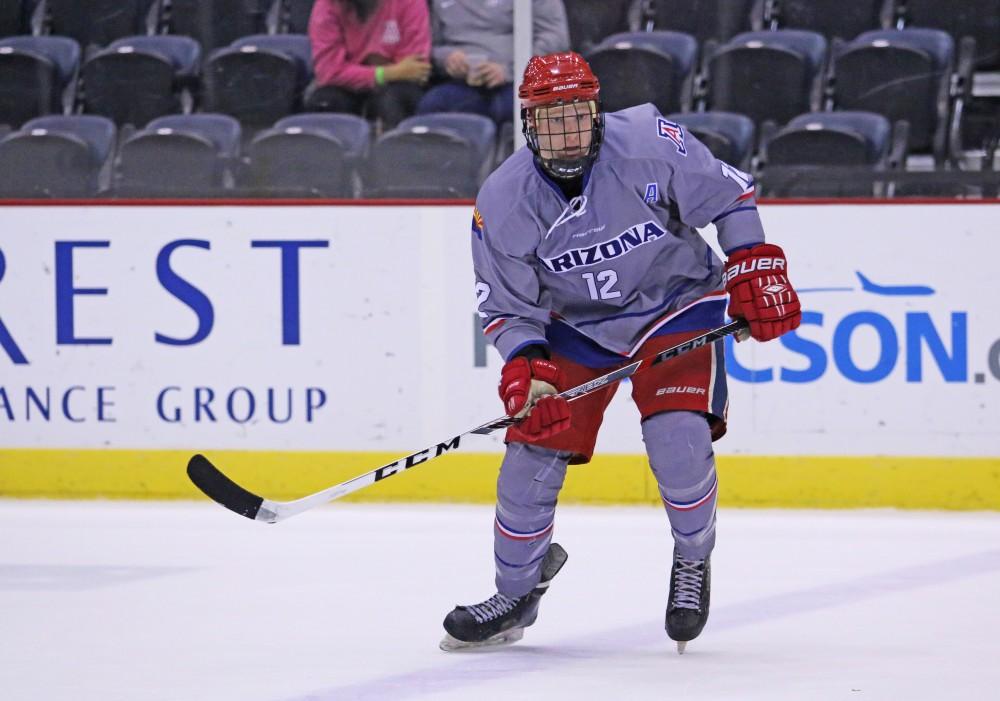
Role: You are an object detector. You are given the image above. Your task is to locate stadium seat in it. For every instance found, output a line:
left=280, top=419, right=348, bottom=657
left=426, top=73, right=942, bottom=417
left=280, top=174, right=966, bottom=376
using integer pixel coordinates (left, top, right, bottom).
left=0, top=0, right=24, bottom=36
left=831, top=29, right=961, bottom=162
left=276, top=113, right=369, bottom=159
left=494, top=121, right=515, bottom=170
left=43, top=0, right=159, bottom=50
left=230, top=32, right=312, bottom=70
left=764, top=0, right=891, bottom=40
left=667, top=111, right=756, bottom=170
left=396, top=113, right=496, bottom=165
left=641, top=0, right=758, bottom=44
left=585, top=31, right=698, bottom=115
left=202, top=34, right=313, bottom=128
left=239, top=113, right=370, bottom=197
left=80, top=35, right=200, bottom=127
left=704, top=30, right=827, bottom=127
left=114, top=113, right=240, bottom=196
left=166, top=0, right=270, bottom=51
left=760, top=111, right=898, bottom=197
left=563, top=0, right=633, bottom=54
left=0, top=35, right=79, bottom=127
left=959, top=96, right=1000, bottom=155
left=900, top=0, right=1000, bottom=70
left=365, top=114, right=497, bottom=198
left=278, top=0, right=316, bottom=34
left=0, top=115, right=115, bottom=197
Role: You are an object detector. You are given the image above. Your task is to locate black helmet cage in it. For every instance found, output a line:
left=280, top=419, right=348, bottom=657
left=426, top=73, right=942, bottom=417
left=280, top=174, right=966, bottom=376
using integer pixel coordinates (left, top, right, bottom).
left=521, top=98, right=605, bottom=180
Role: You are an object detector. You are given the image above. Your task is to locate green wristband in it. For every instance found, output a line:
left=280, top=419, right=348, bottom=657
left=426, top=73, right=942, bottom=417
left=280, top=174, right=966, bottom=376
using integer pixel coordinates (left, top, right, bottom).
left=375, top=66, right=386, bottom=86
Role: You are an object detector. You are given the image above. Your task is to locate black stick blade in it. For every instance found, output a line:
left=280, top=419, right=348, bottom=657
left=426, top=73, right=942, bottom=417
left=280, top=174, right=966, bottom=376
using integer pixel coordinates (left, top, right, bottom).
left=187, top=454, right=264, bottom=520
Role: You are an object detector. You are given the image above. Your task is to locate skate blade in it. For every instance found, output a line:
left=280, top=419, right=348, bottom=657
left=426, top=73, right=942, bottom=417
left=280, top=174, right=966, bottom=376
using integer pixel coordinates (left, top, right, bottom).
left=676, top=641, right=687, bottom=655
left=439, top=627, right=524, bottom=652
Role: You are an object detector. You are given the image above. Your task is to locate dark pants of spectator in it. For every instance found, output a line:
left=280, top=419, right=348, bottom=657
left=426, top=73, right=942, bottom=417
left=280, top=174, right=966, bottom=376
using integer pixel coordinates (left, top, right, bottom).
left=416, top=81, right=514, bottom=124
left=304, top=82, right=425, bottom=131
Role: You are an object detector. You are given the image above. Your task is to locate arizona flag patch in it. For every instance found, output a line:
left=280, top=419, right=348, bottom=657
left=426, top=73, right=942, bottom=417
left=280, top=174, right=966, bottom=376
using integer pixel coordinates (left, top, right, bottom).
left=471, top=207, right=484, bottom=239
left=656, top=118, right=687, bottom=156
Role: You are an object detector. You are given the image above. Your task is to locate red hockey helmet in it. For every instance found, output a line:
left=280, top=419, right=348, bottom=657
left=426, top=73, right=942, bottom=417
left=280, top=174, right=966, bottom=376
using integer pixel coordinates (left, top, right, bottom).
left=519, top=52, right=604, bottom=180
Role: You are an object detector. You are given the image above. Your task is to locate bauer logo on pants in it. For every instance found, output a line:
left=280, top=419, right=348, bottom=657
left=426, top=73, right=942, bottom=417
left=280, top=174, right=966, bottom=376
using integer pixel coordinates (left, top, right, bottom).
left=655, top=386, right=706, bottom=396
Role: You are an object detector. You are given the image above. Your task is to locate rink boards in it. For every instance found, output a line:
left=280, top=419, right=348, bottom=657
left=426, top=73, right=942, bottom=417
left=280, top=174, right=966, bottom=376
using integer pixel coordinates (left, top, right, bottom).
left=0, top=202, right=998, bottom=508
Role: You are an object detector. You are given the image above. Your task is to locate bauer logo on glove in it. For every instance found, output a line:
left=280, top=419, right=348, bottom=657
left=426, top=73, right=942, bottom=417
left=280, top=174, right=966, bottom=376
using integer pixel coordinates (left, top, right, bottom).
left=723, top=255, right=786, bottom=283
left=724, top=243, right=802, bottom=343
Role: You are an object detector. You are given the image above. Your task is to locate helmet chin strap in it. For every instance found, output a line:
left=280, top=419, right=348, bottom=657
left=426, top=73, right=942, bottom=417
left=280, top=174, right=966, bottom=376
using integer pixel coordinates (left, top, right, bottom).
left=538, top=155, right=592, bottom=181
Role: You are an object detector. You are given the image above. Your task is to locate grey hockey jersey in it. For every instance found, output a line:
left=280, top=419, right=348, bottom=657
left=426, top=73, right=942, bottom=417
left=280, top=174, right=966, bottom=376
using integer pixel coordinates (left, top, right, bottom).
left=472, top=103, right=765, bottom=368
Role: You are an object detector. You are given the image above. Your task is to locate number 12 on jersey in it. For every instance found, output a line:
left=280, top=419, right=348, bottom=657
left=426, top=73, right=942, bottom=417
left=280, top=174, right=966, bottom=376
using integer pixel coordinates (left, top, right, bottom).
left=582, top=270, right=621, bottom=300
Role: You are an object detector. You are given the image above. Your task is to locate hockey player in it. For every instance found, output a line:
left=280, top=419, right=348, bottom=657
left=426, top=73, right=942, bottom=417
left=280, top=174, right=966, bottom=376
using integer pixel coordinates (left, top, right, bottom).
left=440, top=52, right=801, bottom=653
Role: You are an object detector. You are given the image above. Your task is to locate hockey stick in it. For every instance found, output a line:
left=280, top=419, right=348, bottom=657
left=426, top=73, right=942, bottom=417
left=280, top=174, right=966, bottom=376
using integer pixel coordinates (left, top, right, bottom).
left=187, top=318, right=748, bottom=524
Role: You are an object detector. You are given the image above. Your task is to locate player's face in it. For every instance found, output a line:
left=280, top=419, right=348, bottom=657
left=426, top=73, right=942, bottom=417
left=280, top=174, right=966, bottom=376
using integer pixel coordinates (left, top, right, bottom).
left=533, top=101, right=595, bottom=160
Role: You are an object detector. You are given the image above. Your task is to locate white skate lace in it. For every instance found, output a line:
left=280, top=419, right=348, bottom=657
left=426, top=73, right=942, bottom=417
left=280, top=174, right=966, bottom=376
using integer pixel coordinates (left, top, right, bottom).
left=466, top=593, right=519, bottom=624
left=673, top=558, right=705, bottom=610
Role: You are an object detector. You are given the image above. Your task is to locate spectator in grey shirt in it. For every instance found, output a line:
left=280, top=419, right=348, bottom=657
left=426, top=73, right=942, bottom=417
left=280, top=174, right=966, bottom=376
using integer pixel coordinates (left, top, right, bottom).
left=417, top=0, right=569, bottom=124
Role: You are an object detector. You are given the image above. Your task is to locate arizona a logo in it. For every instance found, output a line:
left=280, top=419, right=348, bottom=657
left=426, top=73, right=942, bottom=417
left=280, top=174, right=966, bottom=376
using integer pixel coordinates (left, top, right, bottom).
left=656, top=118, right=687, bottom=156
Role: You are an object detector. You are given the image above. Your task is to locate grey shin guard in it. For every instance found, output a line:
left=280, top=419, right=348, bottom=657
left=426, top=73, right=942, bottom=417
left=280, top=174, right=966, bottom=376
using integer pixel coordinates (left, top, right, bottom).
left=494, top=443, right=570, bottom=597
left=642, top=411, right=718, bottom=560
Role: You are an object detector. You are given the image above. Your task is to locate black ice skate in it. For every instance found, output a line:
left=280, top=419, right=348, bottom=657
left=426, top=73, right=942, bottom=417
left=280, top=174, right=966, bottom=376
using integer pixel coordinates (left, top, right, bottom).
left=440, top=543, right=568, bottom=651
left=665, top=551, right=711, bottom=654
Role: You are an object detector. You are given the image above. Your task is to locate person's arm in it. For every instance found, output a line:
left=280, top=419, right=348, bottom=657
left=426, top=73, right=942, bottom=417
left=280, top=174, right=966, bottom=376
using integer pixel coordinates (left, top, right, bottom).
left=471, top=205, right=551, bottom=363
left=531, top=0, right=571, bottom=56
left=471, top=201, right=569, bottom=440
left=394, top=0, right=432, bottom=60
left=429, top=1, right=454, bottom=71
left=656, top=110, right=800, bottom=342
left=660, top=117, right=764, bottom=254
left=309, top=0, right=376, bottom=90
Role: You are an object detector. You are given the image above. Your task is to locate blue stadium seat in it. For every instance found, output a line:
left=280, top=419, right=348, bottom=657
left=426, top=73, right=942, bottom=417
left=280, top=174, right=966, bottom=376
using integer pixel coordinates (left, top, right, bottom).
left=43, top=0, right=159, bottom=50
left=395, top=113, right=496, bottom=165
left=240, top=113, right=371, bottom=197
left=772, top=111, right=893, bottom=163
left=704, top=30, right=828, bottom=127
left=166, top=0, right=270, bottom=51
left=278, top=0, right=316, bottom=34
left=81, top=35, right=201, bottom=127
left=203, top=34, right=313, bottom=128
left=366, top=114, right=497, bottom=198
left=832, top=29, right=957, bottom=161
left=115, top=113, right=241, bottom=196
left=563, top=0, right=633, bottom=54
left=761, top=111, right=897, bottom=196
left=641, top=0, right=758, bottom=43
left=900, top=0, right=1000, bottom=155
left=494, top=121, right=515, bottom=170
left=667, top=111, right=756, bottom=170
left=0, top=35, right=80, bottom=127
left=275, top=113, right=370, bottom=159
left=586, top=31, right=698, bottom=114
left=0, top=0, right=25, bottom=36
left=900, top=0, right=999, bottom=70
left=0, top=115, right=115, bottom=196
left=764, top=0, right=891, bottom=40
left=230, top=33, right=313, bottom=69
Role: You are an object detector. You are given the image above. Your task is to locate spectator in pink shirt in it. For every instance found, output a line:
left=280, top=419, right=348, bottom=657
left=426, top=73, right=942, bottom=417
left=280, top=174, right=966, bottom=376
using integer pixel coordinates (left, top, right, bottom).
left=307, top=0, right=432, bottom=131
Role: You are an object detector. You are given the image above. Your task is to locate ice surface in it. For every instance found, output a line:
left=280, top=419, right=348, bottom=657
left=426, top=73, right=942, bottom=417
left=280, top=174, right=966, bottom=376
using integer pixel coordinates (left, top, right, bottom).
left=2, top=500, right=999, bottom=701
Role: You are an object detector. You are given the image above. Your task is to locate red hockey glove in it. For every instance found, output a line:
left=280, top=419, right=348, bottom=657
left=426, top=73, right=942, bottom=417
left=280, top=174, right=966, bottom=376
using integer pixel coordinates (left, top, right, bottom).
left=499, top=356, right=571, bottom=441
left=724, top=243, right=802, bottom=342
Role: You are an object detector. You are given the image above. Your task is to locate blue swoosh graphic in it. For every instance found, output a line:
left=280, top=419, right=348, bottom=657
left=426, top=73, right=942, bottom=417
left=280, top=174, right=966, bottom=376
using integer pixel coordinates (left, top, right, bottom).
left=856, top=271, right=935, bottom=296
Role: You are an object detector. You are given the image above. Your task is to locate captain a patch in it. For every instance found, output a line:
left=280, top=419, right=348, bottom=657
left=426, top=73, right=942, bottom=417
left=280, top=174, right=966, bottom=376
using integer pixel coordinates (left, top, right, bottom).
left=643, top=182, right=659, bottom=204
